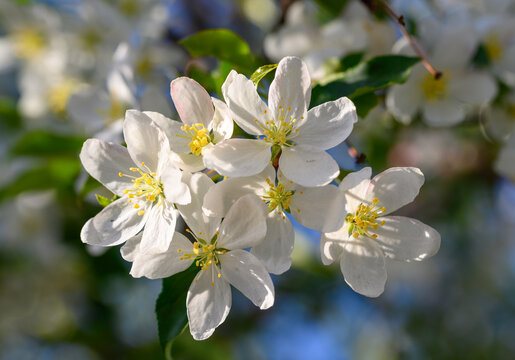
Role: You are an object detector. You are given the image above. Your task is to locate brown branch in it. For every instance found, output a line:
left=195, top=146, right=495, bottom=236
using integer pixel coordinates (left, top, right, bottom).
left=373, top=0, right=442, bottom=79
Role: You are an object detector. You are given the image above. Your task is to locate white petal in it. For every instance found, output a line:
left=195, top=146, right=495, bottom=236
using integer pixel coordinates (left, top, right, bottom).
left=386, top=69, right=424, bottom=125
left=340, top=237, right=387, bottom=297
left=422, top=99, right=465, bottom=127
left=293, top=97, right=357, bottom=150
left=202, top=165, right=273, bottom=217
left=366, top=167, right=424, bottom=215
left=320, top=223, right=350, bottom=265
left=217, top=194, right=267, bottom=250
left=432, top=26, right=478, bottom=70
left=251, top=212, right=294, bottom=275
left=80, top=197, right=147, bottom=246
left=142, top=111, right=190, bottom=153
left=339, top=168, right=372, bottom=213
left=139, top=203, right=178, bottom=254
left=120, top=233, right=142, bottom=262
left=67, top=87, right=107, bottom=131
left=187, top=267, right=232, bottom=341
left=211, top=97, right=234, bottom=143
left=279, top=145, right=339, bottom=187
left=170, top=77, right=214, bottom=127
left=124, top=110, right=168, bottom=172
left=161, top=163, right=191, bottom=205
left=220, top=250, right=274, bottom=309
left=130, top=232, right=194, bottom=279
left=177, top=172, right=220, bottom=239
left=79, top=138, right=134, bottom=197
left=224, top=72, right=270, bottom=135
left=373, top=216, right=441, bottom=261
left=174, top=153, right=206, bottom=173
left=449, top=72, right=497, bottom=104
left=202, top=139, right=271, bottom=178
left=290, top=184, right=346, bottom=232
left=268, top=56, right=311, bottom=125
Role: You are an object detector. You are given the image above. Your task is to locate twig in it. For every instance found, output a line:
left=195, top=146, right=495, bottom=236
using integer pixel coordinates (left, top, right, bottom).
left=367, top=0, right=442, bottom=79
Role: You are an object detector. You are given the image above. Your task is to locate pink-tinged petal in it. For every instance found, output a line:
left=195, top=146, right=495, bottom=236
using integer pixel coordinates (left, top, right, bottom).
left=224, top=72, right=270, bottom=135
left=80, top=197, right=147, bottom=247
left=217, top=194, right=267, bottom=250
left=373, top=216, right=441, bottom=261
left=251, top=212, right=294, bottom=275
left=366, top=167, right=424, bottom=215
left=139, top=203, right=178, bottom=254
left=202, top=165, right=273, bottom=218
left=320, top=223, right=351, bottom=265
left=449, top=72, right=497, bottom=104
left=130, top=231, right=194, bottom=279
left=422, top=98, right=465, bottom=127
left=211, top=97, right=233, bottom=143
left=268, top=56, right=311, bottom=125
left=124, top=110, right=168, bottom=172
left=187, top=267, right=232, bottom=341
left=177, top=172, right=220, bottom=240
left=170, top=77, right=214, bottom=127
left=293, top=97, right=357, bottom=150
left=340, top=236, right=387, bottom=297
left=220, top=249, right=275, bottom=309
left=290, top=184, right=346, bottom=232
left=279, top=145, right=339, bottom=187
left=202, top=139, right=271, bottom=178
left=79, top=138, right=134, bottom=197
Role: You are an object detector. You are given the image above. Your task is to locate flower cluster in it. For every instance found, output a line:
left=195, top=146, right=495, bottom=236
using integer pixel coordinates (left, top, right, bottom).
left=80, top=56, right=441, bottom=340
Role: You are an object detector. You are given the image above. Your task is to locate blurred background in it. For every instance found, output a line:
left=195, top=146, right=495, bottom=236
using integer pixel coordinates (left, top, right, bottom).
left=0, top=0, right=514, bottom=359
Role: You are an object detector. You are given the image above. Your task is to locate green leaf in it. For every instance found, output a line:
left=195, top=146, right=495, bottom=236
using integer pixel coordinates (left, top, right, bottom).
left=95, top=194, right=118, bottom=207
left=353, top=92, right=379, bottom=118
left=313, top=0, right=349, bottom=17
left=311, top=55, right=421, bottom=107
left=339, top=52, right=364, bottom=71
left=156, top=264, right=198, bottom=351
left=0, top=97, right=22, bottom=130
left=250, top=64, right=277, bottom=87
left=11, top=130, right=85, bottom=157
left=0, top=158, right=80, bottom=203
left=179, top=29, right=256, bottom=70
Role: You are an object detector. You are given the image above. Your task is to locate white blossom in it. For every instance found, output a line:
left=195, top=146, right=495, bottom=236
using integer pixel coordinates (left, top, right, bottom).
left=321, top=167, right=441, bottom=297
left=205, top=56, right=357, bottom=187
left=127, top=173, right=274, bottom=340
left=202, top=164, right=346, bottom=274
left=80, top=109, right=190, bottom=254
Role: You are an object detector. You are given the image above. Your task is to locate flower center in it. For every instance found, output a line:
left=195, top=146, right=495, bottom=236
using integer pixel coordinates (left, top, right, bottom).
left=178, top=230, right=225, bottom=285
left=47, top=79, right=79, bottom=115
left=345, top=198, right=386, bottom=239
left=97, top=97, right=128, bottom=124
left=420, top=73, right=448, bottom=101
left=485, top=33, right=503, bottom=62
left=12, top=28, right=46, bottom=59
left=118, top=162, right=163, bottom=215
left=178, top=123, right=212, bottom=156
left=262, top=177, right=294, bottom=214
left=257, top=106, right=300, bottom=147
